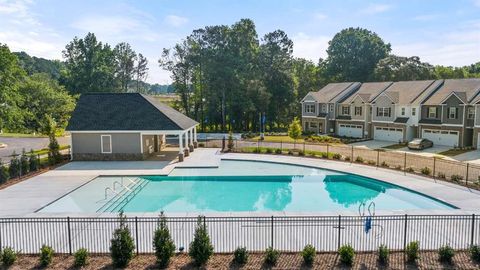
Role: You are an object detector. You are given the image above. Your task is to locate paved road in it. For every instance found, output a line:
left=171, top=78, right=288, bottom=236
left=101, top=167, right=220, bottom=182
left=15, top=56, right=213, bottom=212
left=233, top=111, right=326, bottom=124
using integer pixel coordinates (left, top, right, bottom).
left=0, top=136, right=70, bottom=162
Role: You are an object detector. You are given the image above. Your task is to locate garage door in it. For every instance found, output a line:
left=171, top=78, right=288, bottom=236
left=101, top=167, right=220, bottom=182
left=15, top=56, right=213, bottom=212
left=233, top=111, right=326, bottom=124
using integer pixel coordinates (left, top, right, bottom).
left=422, top=129, right=459, bottom=147
left=373, top=127, right=403, bottom=142
left=338, top=124, right=363, bottom=138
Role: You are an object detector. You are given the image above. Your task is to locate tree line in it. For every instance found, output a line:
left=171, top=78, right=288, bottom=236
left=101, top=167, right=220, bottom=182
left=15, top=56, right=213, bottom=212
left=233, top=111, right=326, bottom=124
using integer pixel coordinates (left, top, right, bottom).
left=161, top=20, right=480, bottom=132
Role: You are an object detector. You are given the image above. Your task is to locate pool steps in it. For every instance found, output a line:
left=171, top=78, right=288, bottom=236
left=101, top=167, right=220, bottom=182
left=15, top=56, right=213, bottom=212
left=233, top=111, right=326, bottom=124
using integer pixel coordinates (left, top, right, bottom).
left=97, top=177, right=148, bottom=213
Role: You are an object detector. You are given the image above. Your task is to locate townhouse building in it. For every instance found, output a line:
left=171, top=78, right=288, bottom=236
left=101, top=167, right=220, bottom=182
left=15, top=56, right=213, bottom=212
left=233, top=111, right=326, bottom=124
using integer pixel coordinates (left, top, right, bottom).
left=473, top=94, right=480, bottom=149
left=301, top=82, right=361, bottom=134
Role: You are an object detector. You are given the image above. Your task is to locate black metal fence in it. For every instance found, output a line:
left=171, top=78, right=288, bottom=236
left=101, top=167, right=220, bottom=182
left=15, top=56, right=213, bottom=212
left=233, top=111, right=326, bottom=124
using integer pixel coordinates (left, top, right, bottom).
left=0, top=215, right=478, bottom=254
left=195, top=138, right=480, bottom=189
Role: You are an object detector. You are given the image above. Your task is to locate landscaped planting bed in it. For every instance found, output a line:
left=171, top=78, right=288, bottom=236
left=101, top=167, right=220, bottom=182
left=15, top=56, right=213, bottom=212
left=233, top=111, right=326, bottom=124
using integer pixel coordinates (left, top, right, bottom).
left=2, top=251, right=479, bottom=269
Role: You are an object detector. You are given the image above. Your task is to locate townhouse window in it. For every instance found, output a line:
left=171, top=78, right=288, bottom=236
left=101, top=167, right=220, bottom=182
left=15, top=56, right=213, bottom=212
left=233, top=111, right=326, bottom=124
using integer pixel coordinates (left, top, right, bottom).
left=467, top=107, right=475, bottom=119
left=448, top=107, right=457, bottom=119
left=329, top=104, right=333, bottom=112
left=412, top=108, right=416, bottom=116
left=304, top=104, right=316, bottom=113
left=322, top=104, right=326, bottom=112
left=377, top=107, right=391, bottom=117
left=401, top=107, right=405, bottom=116
left=354, top=107, right=362, bottom=116
left=342, top=106, right=350, bottom=115
left=428, top=107, right=437, bottom=118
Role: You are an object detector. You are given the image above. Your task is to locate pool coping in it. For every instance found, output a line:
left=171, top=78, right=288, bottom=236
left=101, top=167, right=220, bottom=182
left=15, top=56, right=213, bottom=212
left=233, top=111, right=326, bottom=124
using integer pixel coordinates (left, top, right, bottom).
left=2, top=149, right=480, bottom=217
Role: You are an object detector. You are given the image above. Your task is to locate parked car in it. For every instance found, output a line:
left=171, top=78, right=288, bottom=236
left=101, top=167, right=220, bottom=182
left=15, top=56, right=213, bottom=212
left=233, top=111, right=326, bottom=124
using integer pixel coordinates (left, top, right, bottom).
left=408, top=138, right=433, bottom=150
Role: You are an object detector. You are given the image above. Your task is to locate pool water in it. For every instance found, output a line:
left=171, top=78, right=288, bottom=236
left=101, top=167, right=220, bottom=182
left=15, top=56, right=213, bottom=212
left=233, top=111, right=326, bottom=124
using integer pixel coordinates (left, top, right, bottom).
left=39, top=160, right=454, bottom=213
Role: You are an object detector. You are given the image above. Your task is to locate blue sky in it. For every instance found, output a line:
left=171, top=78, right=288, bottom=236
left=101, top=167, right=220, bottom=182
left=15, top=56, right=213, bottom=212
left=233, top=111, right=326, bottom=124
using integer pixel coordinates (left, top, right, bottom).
left=1, top=0, right=479, bottom=84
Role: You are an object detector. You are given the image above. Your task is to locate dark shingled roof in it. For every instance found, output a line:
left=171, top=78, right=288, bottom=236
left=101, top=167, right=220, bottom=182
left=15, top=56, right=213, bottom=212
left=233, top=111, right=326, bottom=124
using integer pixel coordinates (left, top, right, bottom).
left=419, top=118, right=442, bottom=125
left=393, top=117, right=409, bottom=123
left=66, top=93, right=198, bottom=131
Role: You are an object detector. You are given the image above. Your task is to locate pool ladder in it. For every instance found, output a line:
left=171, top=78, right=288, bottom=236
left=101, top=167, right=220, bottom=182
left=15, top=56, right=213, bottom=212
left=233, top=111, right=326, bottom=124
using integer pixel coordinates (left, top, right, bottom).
left=358, top=201, right=375, bottom=217
left=97, top=177, right=148, bottom=213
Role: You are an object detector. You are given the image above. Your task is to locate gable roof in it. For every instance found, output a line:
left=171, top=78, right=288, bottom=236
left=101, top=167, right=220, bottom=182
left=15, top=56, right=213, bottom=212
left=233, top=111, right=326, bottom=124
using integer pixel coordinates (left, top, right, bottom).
left=66, top=93, right=198, bottom=131
left=302, top=82, right=360, bottom=103
left=373, top=80, right=437, bottom=105
left=341, top=82, right=393, bottom=104
left=423, top=79, right=480, bottom=105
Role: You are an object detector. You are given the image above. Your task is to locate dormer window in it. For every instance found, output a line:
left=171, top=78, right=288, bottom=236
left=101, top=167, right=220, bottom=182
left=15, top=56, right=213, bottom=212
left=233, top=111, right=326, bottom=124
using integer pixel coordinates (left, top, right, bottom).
left=428, top=107, right=437, bottom=118
left=304, top=104, right=316, bottom=114
left=401, top=107, right=405, bottom=116
left=467, top=107, right=475, bottom=119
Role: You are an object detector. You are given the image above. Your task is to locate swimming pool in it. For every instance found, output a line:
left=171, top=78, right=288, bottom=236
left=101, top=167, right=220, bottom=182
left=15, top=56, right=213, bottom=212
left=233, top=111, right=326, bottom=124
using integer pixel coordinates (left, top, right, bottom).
left=39, top=160, right=454, bottom=213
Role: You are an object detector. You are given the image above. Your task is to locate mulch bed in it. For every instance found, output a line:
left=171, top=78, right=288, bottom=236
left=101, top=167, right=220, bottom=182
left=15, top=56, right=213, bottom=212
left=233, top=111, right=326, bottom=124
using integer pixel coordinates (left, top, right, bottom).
left=3, top=251, right=479, bottom=269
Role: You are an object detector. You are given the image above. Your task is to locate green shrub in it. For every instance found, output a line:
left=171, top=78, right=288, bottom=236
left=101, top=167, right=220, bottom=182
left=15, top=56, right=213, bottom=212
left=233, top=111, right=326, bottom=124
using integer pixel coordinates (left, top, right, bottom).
left=332, top=153, right=341, bottom=160
left=40, top=244, right=54, bottom=267
left=233, top=247, right=248, bottom=265
left=227, top=132, right=234, bottom=151
left=437, top=172, right=446, bottom=179
left=299, top=150, right=305, bottom=156
left=381, top=161, right=388, bottom=167
left=8, top=152, right=19, bottom=178
left=288, top=150, right=294, bottom=155
left=395, top=165, right=402, bottom=170
left=355, top=156, right=364, bottom=163
left=338, top=244, right=355, bottom=266
left=406, top=167, right=415, bottom=173
left=266, top=148, right=273, bottom=154
left=198, top=143, right=205, bottom=147
left=378, top=245, right=389, bottom=265
left=451, top=174, right=463, bottom=183
left=153, top=213, right=175, bottom=268
left=1, top=247, right=17, bottom=266
left=275, top=148, right=282, bottom=154
left=20, top=149, right=29, bottom=175
left=253, top=147, right=261, bottom=153
left=406, top=241, right=419, bottom=263
left=469, top=245, right=480, bottom=262
left=74, top=248, right=89, bottom=267
left=0, top=162, right=9, bottom=184
left=28, top=149, right=39, bottom=172
left=421, top=167, right=431, bottom=176
left=301, top=244, right=316, bottom=265
left=367, top=160, right=376, bottom=165
left=189, top=216, right=214, bottom=266
left=438, top=244, right=454, bottom=263
left=344, top=156, right=351, bottom=161
left=321, top=152, right=328, bottom=158
left=110, top=211, right=135, bottom=268
left=264, top=246, right=279, bottom=265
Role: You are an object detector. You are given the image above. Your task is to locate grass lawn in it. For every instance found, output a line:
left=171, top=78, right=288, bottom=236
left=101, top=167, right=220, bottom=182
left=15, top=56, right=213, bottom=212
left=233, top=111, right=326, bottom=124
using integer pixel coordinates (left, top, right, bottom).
left=0, top=132, right=48, bottom=138
left=437, top=148, right=475, bottom=157
left=382, top=143, right=407, bottom=150
left=251, top=135, right=304, bottom=143
left=31, top=145, right=70, bottom=155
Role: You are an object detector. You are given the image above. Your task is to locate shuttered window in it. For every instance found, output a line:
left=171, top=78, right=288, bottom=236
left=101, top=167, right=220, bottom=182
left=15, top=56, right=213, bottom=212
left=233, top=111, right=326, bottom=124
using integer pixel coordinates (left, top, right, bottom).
left=101, top=135, right=112, bottom=154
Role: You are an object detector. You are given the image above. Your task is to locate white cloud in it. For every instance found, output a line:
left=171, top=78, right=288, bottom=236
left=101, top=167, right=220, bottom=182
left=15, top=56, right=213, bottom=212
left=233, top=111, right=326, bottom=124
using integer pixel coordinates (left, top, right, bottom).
left=313, top=12, right=327, bottom=20
left=0, top=31, right=63, bottom=59
left=164, top=15, right=188, bottom=27
left=292, top=32, right=330, bottom=62
left=360, top=4, right=392, bottom=15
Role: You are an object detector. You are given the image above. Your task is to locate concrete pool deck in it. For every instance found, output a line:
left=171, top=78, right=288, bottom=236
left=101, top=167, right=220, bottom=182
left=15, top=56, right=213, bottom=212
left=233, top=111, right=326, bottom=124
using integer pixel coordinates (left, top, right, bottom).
left=0, top=148, right=479, bottom=217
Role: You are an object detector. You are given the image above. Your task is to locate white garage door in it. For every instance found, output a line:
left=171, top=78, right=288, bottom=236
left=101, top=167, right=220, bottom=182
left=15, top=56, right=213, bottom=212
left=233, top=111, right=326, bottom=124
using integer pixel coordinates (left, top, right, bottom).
left=373, top=127, right=403, bottom=142
left=422, top=129, right=459, bottom=147
left=338, top=124, right=363, bottom=138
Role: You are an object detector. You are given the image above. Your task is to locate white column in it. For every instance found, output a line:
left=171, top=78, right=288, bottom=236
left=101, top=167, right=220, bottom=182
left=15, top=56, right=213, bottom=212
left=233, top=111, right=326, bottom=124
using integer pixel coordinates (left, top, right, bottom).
left=184, top=130, right=189, bottom=149
left=194, top=126, right=198, bottom=142
left=190, top=128, right=194, bottom=145
left=178, top=133, right=183, bottom=153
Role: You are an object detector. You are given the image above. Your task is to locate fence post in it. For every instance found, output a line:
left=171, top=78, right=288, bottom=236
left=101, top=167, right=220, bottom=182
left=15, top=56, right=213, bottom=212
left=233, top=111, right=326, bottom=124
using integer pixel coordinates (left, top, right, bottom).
left=271, top=216, right=274, bottom=248
left=327, top=144, right=329, bottom=158
left=67, top=217, right=72, bottom=255
left=135, top=216, right=139, bottom=255
left=471, top=214, right=476, bottom=247
left=403, top=214, right=408, bottom=250
left=337, top=215, right=342, bottom=249
left=433, top=157, right=436, bottom=180
left=466, top=163, right=470, bottom=186
left=257, top=139, right=260, bottom=152
left=351, top=146, right=353, bottom=164
left=376, top=150, right=379, bottom=168
left=281, top=141, right=283, bottom=152
left=303, top=142, right=305, bottom=153
left=403, top=152, right=407, bottom=175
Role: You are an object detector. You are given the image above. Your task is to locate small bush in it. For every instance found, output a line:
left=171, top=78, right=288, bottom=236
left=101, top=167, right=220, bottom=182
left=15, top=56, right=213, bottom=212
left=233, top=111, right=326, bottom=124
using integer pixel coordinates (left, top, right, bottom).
left=378, top=245, right=389, bottom=265
left=469, top=245, right=480, bottom=262
left=28, top=150, right=39, bottom=172
left=227, top=132, right=234, bottom=151
left=355, top=156, right=364, bottom=163
left=437, top=172, right=446, bottom=179
left=381, top=161, right=388, bottom=167
left=338, top=244, right=355, bottom=266
left=421, top=167, right=431, bottom=176
left=253, top=147, right=261, bottom=153
left=40, top=244, right=54, bottom=267
left=344, top=156, right=351, bottom=162
left=298, top=150, right=305, bottom=156
left=1, top=247, right=17, bottom=266
left=74, top=248, right=89, bottom=267
left=0, top=162, right=9, bottom=184
left=332, top=153, right=341, bottom=160
left=301, top=244, right=316, bottom=265
left=153, top=213, right=175, bottom=268
left=275, top=148, right=282, bottom=154
left=266, top=148, right=273, bottom=154
left=406, top=241, right=419, bottom=263
left=20, top=149, right=29, bottom=175
left=189, top=216, right=214, bottom=266
left=110, top=211, right=135, bottom=268
left=395, top=165, right=402, bottom=170
left=367, top=160, right=376, bottom=165
left=438, top=244, right=454, bottom=263
left=288, top=150, right=294, bottom=155
left=8, top=152, right=19, bottom=178
left=451, top=174, right=463, bottom=183
left=321, top=152, right=328, bottom=158
left=233, top=247, right=248, bottom=265
left=264, top=246, right=279, bottom=265
left=406, top=167, right=415, bottom=173
left=198, top=143, right=205, bottom=147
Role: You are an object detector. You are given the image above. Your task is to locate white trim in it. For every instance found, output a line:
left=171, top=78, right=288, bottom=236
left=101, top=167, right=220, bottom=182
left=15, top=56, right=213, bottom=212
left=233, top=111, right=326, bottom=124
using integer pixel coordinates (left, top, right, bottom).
left=101, top=135, right=112, bottom=154
left=69, top=130, right=188, bottom=135
left=439, top=92, right=466, bottom=105
left=139, top=133, right=143, bottom=154
left=302, top=116, right=321, bottom=119
left=441, top=124, right=464, bottom=127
